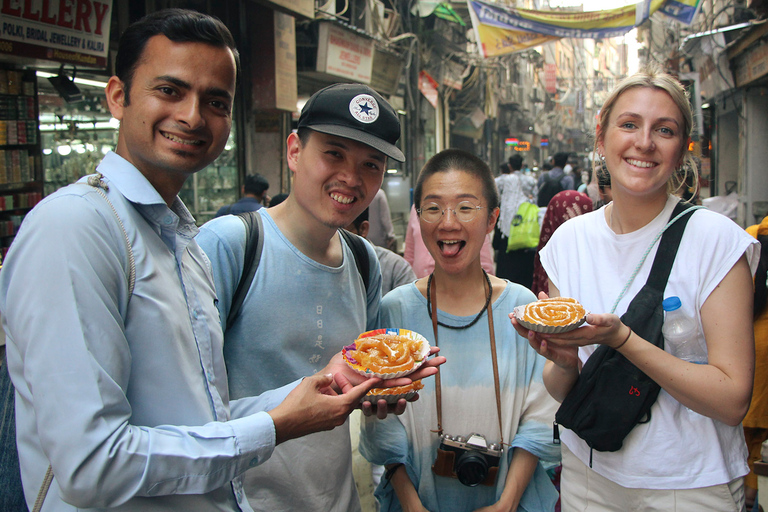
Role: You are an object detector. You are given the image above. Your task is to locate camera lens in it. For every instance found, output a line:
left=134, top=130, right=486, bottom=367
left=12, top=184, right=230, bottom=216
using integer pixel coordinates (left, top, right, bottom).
left=455, top=451, right=489, bottom=487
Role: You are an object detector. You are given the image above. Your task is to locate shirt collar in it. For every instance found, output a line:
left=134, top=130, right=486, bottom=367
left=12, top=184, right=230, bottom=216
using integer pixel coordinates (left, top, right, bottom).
left=95, top=151, right=198, bottom=236
left=96, top=151, right=168, bottom=207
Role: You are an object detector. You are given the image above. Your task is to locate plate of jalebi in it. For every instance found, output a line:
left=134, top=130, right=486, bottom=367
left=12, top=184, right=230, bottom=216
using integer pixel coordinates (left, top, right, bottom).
left=342, top=328, right=431, bottom=379
left=513, top=297, right=588, bottom=334
left=362, top=380, right=424, bottom=404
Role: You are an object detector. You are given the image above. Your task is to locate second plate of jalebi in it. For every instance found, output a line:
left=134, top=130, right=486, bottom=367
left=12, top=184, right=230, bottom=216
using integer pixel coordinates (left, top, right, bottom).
left=342, top=328, right=430, bottom=379
left=513, top=297, right=588, bottom=334
left=362, top=380, right=424, bottom=404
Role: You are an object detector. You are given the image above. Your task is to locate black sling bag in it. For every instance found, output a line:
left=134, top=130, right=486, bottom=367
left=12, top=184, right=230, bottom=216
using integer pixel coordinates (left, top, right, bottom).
left=554, top=201, right=698, bottom=455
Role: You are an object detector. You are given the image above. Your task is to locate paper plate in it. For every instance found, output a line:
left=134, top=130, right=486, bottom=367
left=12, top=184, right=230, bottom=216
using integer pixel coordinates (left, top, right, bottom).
left=513, top=303, right=588, bottom=334
left=343, top=328, right=430, bottom=380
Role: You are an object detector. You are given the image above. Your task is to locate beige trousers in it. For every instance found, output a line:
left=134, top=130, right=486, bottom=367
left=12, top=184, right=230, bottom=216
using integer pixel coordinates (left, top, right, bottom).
left=560, top=442, right=745, bottom=512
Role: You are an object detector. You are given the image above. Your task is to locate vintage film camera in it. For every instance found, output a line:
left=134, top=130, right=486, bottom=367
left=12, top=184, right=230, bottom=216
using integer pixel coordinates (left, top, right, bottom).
left=432, top=433, right=502, bottom=487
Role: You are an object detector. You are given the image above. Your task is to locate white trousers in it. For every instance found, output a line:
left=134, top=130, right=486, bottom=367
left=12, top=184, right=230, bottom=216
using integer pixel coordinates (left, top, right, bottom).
left=560, top=442, right=745, bottom=512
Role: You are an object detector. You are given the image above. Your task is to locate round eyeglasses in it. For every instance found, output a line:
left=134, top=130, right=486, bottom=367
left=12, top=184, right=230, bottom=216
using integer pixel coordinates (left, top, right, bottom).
left=417, top=201, right=486, bottom=223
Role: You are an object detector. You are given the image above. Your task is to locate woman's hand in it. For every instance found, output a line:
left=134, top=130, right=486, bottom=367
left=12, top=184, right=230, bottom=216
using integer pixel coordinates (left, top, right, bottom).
left=388, top=464, right=434, bottom=512
left=511, top=316, right=580, bottom=370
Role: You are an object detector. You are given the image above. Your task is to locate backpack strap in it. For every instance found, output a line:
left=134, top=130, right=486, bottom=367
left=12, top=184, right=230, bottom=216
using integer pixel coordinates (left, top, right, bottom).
left=339, top=229, right=371, bottom=293
left=227, top=210, right=264, bottom=331
left=225, top=217, right=371, bottom=332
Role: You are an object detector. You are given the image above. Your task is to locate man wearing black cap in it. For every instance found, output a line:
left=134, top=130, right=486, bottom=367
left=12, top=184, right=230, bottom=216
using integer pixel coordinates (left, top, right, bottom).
left=196, top=84, right=406, bottom=511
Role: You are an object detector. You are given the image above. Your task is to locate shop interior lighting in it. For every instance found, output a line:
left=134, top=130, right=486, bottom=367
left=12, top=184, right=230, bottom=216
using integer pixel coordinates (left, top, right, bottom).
left=43, top=66, right=85, bottom=103
left=36, top=70, right=108, bottom=90
left=39, top=120, right=118, bottom=132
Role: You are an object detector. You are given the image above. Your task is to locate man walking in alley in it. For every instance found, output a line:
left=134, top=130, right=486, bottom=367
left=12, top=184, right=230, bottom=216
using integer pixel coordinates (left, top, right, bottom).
left=537, top=151, right=574, bottom=207
left=196, top=83, right=407, bottom=512
left=0, top=11, right=438, bottom=511
left=215, top=173, right=270, bottom=217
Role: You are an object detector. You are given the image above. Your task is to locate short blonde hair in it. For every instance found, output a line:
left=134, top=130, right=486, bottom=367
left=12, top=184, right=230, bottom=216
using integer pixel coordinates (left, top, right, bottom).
left=594, top=64, right=698, bottom=197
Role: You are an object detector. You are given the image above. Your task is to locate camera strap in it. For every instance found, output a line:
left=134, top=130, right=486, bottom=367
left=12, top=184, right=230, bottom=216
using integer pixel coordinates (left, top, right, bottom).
left=429, top=273, right=504, bottom=446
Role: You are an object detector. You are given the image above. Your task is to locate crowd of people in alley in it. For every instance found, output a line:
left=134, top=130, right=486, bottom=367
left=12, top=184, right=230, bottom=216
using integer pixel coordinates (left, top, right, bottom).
left=1, top=8, right=766, bottom=512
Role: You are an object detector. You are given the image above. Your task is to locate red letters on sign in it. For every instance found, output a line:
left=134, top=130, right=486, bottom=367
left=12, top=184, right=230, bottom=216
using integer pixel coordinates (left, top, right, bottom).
left=2, top=0, right=22, bottom=17
left=58, top=0, right=74, bottom=28
left=2, top=0, right=110, bottom=35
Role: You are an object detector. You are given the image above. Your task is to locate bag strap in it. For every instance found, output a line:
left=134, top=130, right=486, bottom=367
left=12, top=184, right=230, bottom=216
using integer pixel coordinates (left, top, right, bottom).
left=610, top=201, right=703, bottom=314
left=429, top=273, right=503, bottom=445
left=29, top=175, right=138, bottom=511
left=643, top=201, right=697, bottom=292
left=226, top=215, right=370, bottom=331
left=227, top=211, right=264, bottom=331
left=339, top=229, right=371, bottom=293
left=86, top=174, right=136, bottom=300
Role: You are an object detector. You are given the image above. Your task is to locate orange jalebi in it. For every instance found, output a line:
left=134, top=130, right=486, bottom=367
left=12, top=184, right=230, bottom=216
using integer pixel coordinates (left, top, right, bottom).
left=350, top=334, right=424, bottom=374
left=366, top=380, right=424, bottom=396
left=523, top=297, right=586, bottom=327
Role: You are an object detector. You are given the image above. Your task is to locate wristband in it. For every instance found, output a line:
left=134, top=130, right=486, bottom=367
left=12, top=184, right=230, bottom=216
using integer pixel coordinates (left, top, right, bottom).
left=383, top=463, right=404, bottom=488
left=614, top=327, right=632, bottom=350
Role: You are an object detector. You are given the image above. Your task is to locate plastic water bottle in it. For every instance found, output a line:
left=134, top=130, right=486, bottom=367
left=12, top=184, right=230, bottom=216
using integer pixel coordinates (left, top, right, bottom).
left=662, top=296, right=707, bottom=364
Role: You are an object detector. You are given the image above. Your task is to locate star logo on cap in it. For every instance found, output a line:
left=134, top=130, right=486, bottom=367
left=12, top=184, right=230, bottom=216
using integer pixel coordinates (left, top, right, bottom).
left=349, top=94, right=379, bottom=124
left=359, top=102, right=373, bottom=115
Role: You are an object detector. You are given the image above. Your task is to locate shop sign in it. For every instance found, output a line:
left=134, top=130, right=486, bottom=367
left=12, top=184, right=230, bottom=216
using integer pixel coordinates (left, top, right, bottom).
left=369, top=48, right=402, bottom=95
left=1, top=0, right=113, bottom=68
left=418, top=70, right=438, bottom=109
left=544, top=63, right=556, bottom=94
left=733, top=39, right=768, bottom=88
left=273, top=12, right=297, bottom=112
left=440, top=59, right=464, bottom=90
left=262, top=0, right=314, bottom=20
left=316, top=22, right=373, bottom=83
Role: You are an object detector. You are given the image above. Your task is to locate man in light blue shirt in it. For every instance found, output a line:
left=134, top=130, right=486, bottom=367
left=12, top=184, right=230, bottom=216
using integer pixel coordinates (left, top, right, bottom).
left=0, top=10, right=419, bottom=512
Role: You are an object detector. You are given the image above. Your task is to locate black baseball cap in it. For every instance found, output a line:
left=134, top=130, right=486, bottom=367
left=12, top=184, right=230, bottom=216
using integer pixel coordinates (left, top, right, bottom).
left=297, top=83, right=405, bottom=162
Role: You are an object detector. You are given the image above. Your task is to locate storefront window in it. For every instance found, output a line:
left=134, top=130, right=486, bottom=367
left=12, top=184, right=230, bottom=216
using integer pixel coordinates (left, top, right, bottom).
left=178, top=129, right=238, bottom=225
left=38, top=90, right=117, bottom=196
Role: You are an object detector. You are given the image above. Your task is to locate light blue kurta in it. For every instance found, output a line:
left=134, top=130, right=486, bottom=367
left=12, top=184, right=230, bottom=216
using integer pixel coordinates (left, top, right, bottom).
left=359, top=282, right=560, bottom=512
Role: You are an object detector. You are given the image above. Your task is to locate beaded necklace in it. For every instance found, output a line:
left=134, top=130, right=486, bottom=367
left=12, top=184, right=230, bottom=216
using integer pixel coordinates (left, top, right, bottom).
left=426, top=269, right=492, bottom=330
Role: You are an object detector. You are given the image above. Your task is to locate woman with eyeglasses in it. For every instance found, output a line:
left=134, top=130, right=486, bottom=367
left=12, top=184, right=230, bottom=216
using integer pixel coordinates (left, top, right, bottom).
left=359, top=149, right=560, bottom=512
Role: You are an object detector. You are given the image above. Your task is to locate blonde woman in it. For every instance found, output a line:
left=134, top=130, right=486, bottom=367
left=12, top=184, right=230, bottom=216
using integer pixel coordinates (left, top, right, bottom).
left=514, top=67, right=759, bottom=511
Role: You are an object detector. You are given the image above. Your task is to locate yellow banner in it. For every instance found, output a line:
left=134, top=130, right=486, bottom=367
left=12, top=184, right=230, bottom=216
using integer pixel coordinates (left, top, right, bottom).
left=469, top=0, right=666, bottom=57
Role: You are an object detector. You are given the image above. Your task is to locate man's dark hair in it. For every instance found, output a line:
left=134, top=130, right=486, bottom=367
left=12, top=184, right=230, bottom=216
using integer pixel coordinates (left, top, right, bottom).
left=244, top=173, right=269, bottom=197
left=553, top=152, right=569, bottom=168
left=115, top=9, right=239, bottom=105
left=269, top=193, right=289, bottom=207
left=508, top=154, right=523, bottom=171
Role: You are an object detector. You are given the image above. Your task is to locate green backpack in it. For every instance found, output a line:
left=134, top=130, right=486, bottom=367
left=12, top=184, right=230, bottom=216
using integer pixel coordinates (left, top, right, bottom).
left=506, top=202, right=540, bottom=252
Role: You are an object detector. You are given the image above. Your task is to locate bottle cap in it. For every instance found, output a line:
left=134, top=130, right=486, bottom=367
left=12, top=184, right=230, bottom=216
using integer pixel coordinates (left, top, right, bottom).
left=662, top=296, right=682, bottom=312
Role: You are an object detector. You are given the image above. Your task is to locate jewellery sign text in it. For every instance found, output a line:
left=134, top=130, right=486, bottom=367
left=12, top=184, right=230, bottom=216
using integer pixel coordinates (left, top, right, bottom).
left=1, top=0, right=113, bottom=68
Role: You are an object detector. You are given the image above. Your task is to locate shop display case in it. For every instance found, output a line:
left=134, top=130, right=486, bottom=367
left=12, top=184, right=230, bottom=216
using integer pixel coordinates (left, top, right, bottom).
left=0, top=68, right=43, bottom=260
left=178, top=130, right=239, bottom=225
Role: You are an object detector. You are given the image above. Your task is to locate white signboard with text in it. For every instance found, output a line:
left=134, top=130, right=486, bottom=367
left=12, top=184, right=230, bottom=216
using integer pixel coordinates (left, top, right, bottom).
left=1, top=0, right=113, bottom=67
left=316, top=22, right=373, bottom=83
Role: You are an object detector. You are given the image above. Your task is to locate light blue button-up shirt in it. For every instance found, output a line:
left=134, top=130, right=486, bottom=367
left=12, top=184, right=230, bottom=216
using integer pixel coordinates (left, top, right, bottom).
left=0, top=152, right=295, bottom=511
